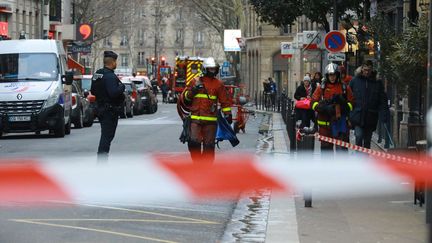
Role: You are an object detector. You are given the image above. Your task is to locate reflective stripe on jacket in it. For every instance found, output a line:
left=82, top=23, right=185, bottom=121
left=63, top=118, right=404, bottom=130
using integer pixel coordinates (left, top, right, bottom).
left=184, top=77, right=232, bottom=122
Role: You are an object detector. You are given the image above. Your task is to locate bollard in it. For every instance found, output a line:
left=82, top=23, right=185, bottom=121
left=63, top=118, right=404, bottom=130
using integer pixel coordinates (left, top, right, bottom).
left=297, top=130, right=315, bottom=207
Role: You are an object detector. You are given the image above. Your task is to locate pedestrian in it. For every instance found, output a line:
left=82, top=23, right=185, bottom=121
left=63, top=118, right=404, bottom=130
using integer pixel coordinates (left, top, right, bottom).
left=294, top=75, right=316, bottom=128
left=339, top=65, right=352, bottom=85
left=311, top=71, right=323, bottom=86
left=268, top=77, right=277, bottom=106
left=91, top=51, right=125, bottom=160
left=160, top=77, right=169, bottom=103
left=181, top=57, right=232, bottom=163
left=311, top=63, right=354, bottom=153
left=349, top=62, right=388, bottom=149
left=262, top=79, right=271, bottom=108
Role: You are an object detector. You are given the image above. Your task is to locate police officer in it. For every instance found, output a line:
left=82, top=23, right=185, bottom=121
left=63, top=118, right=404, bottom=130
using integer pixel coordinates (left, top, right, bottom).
left=91, top=51, right=125, bottom=159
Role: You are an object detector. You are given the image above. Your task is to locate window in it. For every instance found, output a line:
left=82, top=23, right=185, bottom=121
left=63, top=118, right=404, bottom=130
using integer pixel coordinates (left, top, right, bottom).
left=137, top=52, right=145, bottom=65
left=196, top=31, right=203, bottom=44
left=103, top=37, right=112, bottom=47
left=281, top=24, right=292, bottom=35
left=120, top=35, right=128, bottom=46
left=137, top=29, right=145, bottom=46
left=120, top=54, right=129, bottom=67
left=175, top=29, right=183, bottom=43
left=139, top=8, right=145, bottom=19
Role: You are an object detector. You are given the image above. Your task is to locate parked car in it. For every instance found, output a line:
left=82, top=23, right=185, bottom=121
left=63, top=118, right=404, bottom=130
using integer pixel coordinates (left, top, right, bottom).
left=119, top=82, right=134, bottom=118
left=71, top=81, right=94, bottom=128
left=128, top=76, right=158, bottom=114
left=80, top=75, right=97, bottom=119
left=122, top=77, right=144, bottom=115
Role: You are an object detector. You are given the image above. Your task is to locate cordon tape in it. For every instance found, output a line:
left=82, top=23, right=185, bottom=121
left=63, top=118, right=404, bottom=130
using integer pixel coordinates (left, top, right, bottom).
left=0, top=145, right=431, bottom=206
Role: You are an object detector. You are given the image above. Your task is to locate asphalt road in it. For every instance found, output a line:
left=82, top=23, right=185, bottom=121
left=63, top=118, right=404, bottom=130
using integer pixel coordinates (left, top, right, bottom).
left=0, top=100, right=262, bottom=243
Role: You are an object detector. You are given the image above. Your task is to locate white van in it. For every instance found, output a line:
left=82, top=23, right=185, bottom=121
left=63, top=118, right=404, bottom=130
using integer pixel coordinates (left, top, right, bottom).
left=0, top=39, right=73, bottom=137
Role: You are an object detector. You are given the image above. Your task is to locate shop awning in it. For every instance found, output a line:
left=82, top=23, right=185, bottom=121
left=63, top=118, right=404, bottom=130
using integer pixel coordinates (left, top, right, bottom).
left=67, top=56, right=85, bottom=74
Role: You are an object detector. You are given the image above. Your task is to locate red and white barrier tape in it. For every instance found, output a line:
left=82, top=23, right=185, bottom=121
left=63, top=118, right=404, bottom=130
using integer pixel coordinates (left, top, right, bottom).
left=315, top=133, right=427, bottom=166
left=0, top=152, right=430, bottom=205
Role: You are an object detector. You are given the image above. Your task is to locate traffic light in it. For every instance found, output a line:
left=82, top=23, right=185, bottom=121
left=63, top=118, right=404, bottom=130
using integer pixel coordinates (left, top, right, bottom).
left=151, top=57, right=155, bottom=65
left=161, top=56, right=166, bottom=66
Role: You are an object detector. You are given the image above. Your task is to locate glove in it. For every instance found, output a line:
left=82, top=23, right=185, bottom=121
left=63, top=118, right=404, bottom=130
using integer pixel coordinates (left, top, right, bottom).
left=225, top=114, right=233, bottom=124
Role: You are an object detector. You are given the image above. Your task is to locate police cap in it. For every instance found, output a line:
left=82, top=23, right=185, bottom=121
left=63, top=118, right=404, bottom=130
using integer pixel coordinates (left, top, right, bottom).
left=104, top=50, right=118, bottom=60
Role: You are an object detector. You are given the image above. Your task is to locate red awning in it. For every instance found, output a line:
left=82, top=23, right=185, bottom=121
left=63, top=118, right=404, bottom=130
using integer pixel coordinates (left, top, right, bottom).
left=67, top=56, right=85, bottom=74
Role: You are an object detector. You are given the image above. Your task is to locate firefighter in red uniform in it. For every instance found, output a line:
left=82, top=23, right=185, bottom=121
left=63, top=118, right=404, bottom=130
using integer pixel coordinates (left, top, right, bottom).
left=311, top=63, right=354, bottom=152
left=182, top=57, right=232, bottom=163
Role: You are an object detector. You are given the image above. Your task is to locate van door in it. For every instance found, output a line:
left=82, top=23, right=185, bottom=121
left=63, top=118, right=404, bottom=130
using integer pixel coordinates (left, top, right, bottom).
left=59, top=55, right=72, bottom=121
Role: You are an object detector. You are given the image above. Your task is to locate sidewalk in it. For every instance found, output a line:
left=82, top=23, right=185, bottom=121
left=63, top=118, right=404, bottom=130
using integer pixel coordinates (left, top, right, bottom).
left=265, top=112, right=427, bottom=243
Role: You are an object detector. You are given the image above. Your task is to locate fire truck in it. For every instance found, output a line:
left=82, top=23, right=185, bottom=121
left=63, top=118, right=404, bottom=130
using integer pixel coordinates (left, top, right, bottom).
left=172, top=56, right=203, bottom=102
left=157, top=56, right=173, bottom=87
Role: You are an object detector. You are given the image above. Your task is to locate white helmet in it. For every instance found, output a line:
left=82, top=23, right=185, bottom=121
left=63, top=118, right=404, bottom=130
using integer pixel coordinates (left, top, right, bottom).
left=203, top=57, right=218, bottom=69
left=325, top=63, right=338, bottom=75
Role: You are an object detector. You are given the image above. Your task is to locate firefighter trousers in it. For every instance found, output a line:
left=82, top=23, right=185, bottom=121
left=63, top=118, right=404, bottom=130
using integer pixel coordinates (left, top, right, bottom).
left=188, top=121, right=217, bottom=163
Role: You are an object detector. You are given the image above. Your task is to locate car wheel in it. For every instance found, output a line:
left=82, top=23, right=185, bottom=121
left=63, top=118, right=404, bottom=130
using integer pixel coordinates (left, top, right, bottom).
left=65, top=117, right=71, bottom=135
left=54, top=117, right=66, bottom=138
left=153, top=103, right=158, bottom=113
left=120, top=104, right=127, bottom=118
left=74, top=108, right=84, bottom=128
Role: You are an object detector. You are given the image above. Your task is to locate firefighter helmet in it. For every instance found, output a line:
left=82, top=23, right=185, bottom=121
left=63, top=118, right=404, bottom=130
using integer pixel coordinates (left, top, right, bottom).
left=202, top=57, right=219, bottom=77
left=324, top=63, right=340, bottom=83
left=203, top=57, right=218, bottom=68
left=325, top=63, right=338, bottom=75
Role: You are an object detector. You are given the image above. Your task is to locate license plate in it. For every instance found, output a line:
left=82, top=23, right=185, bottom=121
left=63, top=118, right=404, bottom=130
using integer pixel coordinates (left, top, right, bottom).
left=8, top=116, right=31, bottom=122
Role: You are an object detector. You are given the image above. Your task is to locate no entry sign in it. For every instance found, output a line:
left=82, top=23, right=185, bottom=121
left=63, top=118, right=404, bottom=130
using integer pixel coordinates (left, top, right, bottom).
left=324, top=31, right=346, bottom=53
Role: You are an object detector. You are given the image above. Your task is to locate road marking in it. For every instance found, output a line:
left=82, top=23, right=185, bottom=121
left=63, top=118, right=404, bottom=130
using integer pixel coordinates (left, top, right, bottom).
left=48, top=201, right=219, bottom=224
left=82, top=201, right=227, bottom=214
left=10, top=219, right=178, bottom=243
left=10, top=218, right=217, bottom=224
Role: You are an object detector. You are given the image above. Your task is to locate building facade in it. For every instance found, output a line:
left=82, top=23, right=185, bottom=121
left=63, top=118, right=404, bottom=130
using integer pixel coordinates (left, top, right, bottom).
left=92, top=1, right=225, bottom=76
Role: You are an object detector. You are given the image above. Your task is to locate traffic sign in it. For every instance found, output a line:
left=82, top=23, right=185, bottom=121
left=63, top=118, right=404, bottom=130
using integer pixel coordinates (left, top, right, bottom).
left=327, top=52, right=346, bottom=61
left=324, top=31, right=346, bottom=53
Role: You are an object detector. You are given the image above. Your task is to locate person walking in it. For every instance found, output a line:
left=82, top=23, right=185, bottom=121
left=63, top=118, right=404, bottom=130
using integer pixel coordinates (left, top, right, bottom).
left=311, top=63, right=354, bottom=153
left=160, top=77, right=169, bottom=103
left=91, top=51, right=125, bottom=160
left=349, top=62, right=387, bottom=149
left=311, top=71, right=323, bottom=86
left=294, top=75, right=316, bottom=128
left=181, top=57, right=232, bottom=163
left=268, top=77, right=277, bottom=107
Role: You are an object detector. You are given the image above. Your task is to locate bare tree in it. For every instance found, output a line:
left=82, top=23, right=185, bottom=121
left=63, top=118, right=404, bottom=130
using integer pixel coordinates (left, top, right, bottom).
left=175, top=0, right=248, bottom=77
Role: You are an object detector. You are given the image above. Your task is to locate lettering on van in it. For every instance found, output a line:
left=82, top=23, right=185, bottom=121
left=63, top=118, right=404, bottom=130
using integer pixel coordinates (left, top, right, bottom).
left=4, top=83, right=32, bottom=92
left=92, top=73, right=104, bottom=81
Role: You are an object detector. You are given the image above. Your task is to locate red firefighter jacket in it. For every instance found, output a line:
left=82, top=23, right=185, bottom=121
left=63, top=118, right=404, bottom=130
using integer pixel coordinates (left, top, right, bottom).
left=183, top=76, right=232, bottom=122
left=311, top=81, right=354, bottom=127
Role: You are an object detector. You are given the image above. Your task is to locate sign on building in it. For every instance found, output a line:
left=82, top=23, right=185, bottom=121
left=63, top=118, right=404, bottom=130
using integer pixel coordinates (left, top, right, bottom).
left=76, top=23, right=93, bottom=42
left=281, top=42, right=294, bottom=58
left=224, top=29, right=242, bottom=52
left=303, top=31, right=321, bottom=50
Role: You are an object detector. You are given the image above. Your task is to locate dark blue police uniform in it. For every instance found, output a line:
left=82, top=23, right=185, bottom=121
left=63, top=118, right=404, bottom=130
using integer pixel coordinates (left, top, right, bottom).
left=91, top=51, right=125, bottom=158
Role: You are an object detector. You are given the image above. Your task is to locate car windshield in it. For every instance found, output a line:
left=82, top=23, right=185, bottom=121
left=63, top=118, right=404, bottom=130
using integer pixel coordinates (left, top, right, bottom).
left=132, top=81, right=144, bottom=89
left=82, top=78, right=92, bottom=91
left=0, top=53, right=59, bottom=82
